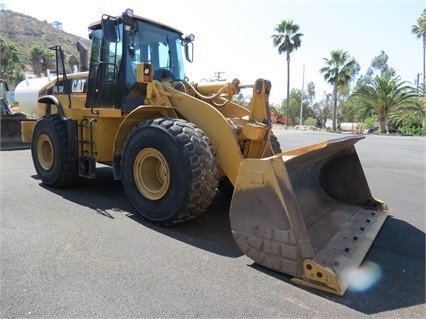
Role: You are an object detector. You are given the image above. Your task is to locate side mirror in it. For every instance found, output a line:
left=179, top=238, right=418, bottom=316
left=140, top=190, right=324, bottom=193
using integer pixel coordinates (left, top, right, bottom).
left=184, top=42, right=194, bottom=63
left=182, top=34, right=195, bottom=63
left=101, top=14, right=118, bottom=43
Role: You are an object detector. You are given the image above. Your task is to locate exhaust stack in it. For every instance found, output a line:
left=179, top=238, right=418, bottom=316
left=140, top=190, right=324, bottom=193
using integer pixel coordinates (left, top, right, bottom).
left=77, top=41, right=89, bottom=72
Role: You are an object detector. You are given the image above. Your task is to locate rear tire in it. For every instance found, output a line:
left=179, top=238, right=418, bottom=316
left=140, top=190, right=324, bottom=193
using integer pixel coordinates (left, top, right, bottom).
left=121, top=117, right=218, bottom=225
left=31, top=115, right=79, bottom=187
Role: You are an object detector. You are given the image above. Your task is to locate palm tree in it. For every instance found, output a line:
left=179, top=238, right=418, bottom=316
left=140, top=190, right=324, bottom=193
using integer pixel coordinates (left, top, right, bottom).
left=388, top=83, right=426, bottom=133
left=411, top=9, right=426, bottom=85
left=320, top=50, right=358, bottom=131
left=272, top=20, right=303, bottom=128
left=351, top=73, right=416, bottom=134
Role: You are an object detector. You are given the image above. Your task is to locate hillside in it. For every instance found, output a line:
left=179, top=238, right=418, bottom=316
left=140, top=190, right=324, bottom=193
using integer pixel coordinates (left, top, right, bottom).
left=0, top=9, right=91, bottom=75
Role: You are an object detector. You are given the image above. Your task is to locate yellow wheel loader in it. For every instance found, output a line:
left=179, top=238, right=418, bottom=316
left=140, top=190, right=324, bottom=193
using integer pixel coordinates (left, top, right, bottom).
left=21, top=8, right=388, bottom=295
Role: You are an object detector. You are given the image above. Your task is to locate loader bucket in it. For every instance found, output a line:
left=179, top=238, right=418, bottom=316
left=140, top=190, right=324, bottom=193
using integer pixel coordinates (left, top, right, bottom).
left=230, top=135, right=388, bottom=295
left=0, top=113, right=31, bottom=150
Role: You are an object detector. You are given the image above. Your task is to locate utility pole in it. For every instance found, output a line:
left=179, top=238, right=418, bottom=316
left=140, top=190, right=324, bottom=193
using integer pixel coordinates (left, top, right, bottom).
left=417, top=73, right=422, bottom=92
left=299, top=64, right=305, bottom=126
left=214, top=71, right=225, bottom=81
left=0, top=43, right=3, bottom=79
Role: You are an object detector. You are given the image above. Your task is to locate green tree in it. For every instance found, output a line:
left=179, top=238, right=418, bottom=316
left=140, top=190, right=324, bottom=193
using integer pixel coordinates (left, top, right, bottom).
left=29, top=45, right=55, bottom=77
left=388, top=83, right=426, bottom=133
left=300, top=81, right=316, bottom=124
left=68, top=54, right=79, bottom=73
left=52, top=21, right=63, bottom=31
left=351, top=73, right=416, bottom=134
left=320, top=50, right=359, bottom=130
left=411, top=9, right=426, bottom=84
left=0, top=38, right=23, bottom=87
left=356, top=51, right=396, bottom=88
left=304, top=117, right=317, bottom=127
left=280, top=87, right=315, bottom=125
left=272, top=20, right=303, bottom=128
left=311, top=91, right=333, bottom=128
left=42, top=50, right=55, bottom=73
left=370, top=51, right=396, bottom=77
left=306, top=81, right=316, bottom=105
left=29, top=45, right=45, bottom=77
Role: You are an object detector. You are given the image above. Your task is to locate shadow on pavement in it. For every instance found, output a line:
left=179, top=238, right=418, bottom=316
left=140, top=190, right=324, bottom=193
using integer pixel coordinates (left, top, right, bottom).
left=339, top=217, right=425, bottom=315
left=37, top=165, right=242, bottom=258
left=251, top=216, right=425, bottom=315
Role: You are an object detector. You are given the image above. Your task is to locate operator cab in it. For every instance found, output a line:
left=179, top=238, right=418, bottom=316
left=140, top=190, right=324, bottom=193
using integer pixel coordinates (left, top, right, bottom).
left=86, top=8, right=194, bottom=112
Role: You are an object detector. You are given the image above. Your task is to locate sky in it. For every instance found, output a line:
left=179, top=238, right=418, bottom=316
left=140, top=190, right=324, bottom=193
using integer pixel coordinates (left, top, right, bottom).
left=1, top=0, right=425, bottom=105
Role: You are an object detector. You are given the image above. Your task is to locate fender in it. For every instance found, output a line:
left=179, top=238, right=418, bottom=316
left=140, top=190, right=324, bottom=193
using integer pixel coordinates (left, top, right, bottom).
left=38, top=95, right=68, bottom=121
left=37, top=95, right=78, bottom=161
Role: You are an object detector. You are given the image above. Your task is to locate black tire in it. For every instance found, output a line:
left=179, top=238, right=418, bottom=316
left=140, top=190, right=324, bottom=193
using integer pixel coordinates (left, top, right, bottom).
left=121, top=117, right=218, bottom=226
left=218, top=133, right=282, bottom=197
left=270, top=133, right=282, bottom=154
left=31, top=115, right=79, bottom=187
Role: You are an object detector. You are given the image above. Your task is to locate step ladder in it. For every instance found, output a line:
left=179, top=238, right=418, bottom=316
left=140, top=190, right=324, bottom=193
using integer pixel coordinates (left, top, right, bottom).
left=78, top=118, right=97, bottom=178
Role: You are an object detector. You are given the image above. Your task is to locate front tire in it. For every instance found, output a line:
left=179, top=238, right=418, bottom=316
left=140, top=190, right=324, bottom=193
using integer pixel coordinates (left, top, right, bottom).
left=31, top=115, right=79, bottom=187
left=270, top=133, right=282, bottom=154
left=121, top=117, right=218, bottom=225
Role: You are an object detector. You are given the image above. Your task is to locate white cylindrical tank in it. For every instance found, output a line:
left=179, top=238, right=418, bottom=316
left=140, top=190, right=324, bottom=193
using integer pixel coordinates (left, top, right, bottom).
left=340, top=122, right=363, bottom=133
left=14, top=76, right=51, bottom=118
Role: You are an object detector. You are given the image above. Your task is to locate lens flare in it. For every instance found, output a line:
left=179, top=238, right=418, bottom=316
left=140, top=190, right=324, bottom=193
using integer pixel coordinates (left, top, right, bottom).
left=348, top=261, right=383, bottom=292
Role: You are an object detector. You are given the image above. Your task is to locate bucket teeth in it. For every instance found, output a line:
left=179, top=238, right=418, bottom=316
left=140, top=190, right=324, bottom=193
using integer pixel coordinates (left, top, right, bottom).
left=293, top=260, right=341, bottom=295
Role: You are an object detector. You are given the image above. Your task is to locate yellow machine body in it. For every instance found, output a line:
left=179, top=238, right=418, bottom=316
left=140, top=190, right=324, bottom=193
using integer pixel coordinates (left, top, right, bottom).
left=22, top=9, right=388, bottom=296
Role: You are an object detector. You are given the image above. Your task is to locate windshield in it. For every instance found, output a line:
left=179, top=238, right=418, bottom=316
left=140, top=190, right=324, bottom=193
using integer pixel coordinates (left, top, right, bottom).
left=127, top=20, right=186, bottom=82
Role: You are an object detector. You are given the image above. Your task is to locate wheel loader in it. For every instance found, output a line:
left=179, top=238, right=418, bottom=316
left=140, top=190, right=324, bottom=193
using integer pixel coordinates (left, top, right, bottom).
left=21, top=8, right=388, bottom=296
left=0, top=79, right=30, bottom=150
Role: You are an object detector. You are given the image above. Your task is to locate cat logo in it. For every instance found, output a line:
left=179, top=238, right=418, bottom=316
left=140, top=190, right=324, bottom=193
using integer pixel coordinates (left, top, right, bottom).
left=71, top=79, right=87, bottom=93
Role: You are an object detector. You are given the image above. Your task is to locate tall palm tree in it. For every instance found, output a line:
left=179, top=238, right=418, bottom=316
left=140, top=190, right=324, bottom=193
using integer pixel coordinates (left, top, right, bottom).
left=351, top=73, right=416, bottom=134
left=272, top=20, right=303, bottom=128
left=411, top=9, right=426, bottom=85
left=320, top=50, right=358, bottom=131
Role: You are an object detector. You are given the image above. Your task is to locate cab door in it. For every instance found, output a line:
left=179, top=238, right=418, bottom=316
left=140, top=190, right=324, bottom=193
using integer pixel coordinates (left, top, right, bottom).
left=86, top=20, right=123, bottom=109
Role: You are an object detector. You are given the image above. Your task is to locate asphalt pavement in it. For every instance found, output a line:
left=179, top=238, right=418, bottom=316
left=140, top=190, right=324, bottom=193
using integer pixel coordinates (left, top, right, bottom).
left=1, top=130, right=425, bottom=318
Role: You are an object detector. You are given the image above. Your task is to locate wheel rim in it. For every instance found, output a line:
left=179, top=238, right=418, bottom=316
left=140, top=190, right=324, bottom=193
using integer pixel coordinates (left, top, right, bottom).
left=37, top=133, right=54, bottom=170
left=134, top=148, right=170, bottom=200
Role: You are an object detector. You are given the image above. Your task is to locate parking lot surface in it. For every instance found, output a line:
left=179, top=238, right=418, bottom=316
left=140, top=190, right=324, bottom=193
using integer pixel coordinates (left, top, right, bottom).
left=1, top=130, right=425, bottom=318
